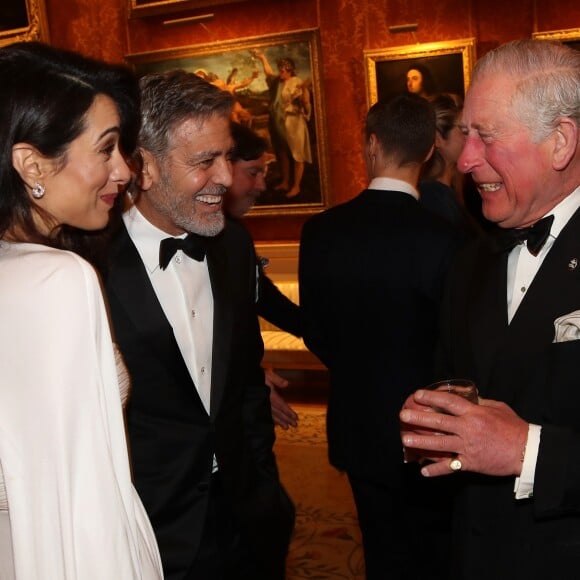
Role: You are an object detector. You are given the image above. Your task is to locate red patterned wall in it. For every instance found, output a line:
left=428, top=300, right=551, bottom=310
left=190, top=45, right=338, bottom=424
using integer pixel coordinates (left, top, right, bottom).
left=44, top=0, right=580, bottom=242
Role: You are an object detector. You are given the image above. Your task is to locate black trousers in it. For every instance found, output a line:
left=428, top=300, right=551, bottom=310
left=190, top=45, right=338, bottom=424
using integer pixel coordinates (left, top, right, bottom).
left=348, top=466, right=453, bottom=580
left=183, top=472, right=259, bottom=580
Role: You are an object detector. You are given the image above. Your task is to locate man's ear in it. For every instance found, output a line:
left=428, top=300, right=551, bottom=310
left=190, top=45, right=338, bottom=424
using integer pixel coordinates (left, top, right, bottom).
left=11, top=143, right=50, bottom=188
left=552, top=117, right=578, bottom=171
left=367, top=133, right=379, bottom=158
left=139, top=148, right=160, bottom=192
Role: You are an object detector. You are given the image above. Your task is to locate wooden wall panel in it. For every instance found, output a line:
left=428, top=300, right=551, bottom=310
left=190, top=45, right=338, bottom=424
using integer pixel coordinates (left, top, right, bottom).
left=43, top=0, right=580, bottom=242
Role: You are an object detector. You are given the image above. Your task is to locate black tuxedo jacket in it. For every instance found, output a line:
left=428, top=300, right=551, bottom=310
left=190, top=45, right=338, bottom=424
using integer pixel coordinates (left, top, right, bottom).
left=440, top=207, right=580, bottom=578
left=234, top=219, right=302, bottom=337
left=299, top=189, right=462, bottom=484
left=102, top=219, right=293, bottom=580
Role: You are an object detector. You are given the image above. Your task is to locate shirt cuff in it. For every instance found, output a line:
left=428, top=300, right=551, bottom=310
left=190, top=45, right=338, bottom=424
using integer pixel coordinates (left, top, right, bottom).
left=514, top=423, right=542, bottom=500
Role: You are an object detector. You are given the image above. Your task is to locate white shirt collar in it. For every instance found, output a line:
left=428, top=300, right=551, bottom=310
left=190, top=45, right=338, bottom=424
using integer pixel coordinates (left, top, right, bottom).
left=123, top=204, right=187, bottom=274
left=367, top=177, right=419, bottom=200
left=541, top=186, right=580, bottom=240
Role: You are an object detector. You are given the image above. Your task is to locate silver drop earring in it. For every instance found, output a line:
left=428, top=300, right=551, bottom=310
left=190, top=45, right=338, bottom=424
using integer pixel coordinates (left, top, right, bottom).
left=31, top=182, right=45, bottom=199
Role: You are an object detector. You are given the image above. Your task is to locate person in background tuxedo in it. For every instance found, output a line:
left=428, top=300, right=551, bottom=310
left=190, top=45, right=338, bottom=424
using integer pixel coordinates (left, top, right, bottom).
left=226, top=122, right=300, bottom=429
left=299, top=94, right=462, bottom=579
left=103, top=70, right=294, bottom=580
left=401, top=39, right=580, bottom=578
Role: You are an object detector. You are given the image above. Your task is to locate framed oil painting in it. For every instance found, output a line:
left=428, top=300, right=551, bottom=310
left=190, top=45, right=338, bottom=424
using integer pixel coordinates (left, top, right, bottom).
left=532, top=27, right=580, bottom=51
left=126, top=29, right=328, bottom=216
left=0, top=0, right=50, bottom=47
left=128, top=0, right=247, bottom=19
left=364, top=38, right=476, bottom=106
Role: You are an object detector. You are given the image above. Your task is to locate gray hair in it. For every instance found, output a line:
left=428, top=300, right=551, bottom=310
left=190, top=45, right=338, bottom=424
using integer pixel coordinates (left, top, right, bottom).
left=471, top=39, right=580, bottom=143
left=138, top=69, right=233, bottom=158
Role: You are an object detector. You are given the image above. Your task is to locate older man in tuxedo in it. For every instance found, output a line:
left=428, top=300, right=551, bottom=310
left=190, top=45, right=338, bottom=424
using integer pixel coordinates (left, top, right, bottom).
left=299, top=94, right=462, bottom=579
left=401, top=39, right=580, bottom=578
left=102, top=70, right=293, bottom=580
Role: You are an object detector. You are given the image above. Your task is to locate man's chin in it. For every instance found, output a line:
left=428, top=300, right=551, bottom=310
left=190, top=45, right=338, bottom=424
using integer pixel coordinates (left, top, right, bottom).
left=481, top=202, right=509, bottom=227
left=188, top=214, right=225, bottom=237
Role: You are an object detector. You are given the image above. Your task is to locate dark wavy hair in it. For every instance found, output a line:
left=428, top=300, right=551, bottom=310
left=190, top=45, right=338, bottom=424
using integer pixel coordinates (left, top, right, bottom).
left=230, top=122, right=268, bottom=162
left=277, top=57, right=296, bottom=76
left=0, top=41, right=140, bottom=251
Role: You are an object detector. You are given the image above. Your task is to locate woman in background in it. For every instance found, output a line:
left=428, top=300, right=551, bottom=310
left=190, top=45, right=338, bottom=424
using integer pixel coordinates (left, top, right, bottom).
left=419, top=92, right=476, bottom=235
left=0, top=42, right=162, bottom=579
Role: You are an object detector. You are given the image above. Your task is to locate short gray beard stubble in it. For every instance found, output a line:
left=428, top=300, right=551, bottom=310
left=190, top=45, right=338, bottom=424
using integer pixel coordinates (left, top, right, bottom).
left=153, top=170, right=226, bottom=237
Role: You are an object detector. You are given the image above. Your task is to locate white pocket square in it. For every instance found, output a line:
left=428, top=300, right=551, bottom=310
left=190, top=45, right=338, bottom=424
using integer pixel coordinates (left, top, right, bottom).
left=553, top=310, right=580, bottom=342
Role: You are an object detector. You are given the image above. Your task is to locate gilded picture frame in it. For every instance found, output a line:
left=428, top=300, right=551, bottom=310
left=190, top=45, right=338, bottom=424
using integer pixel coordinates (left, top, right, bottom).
left=0, top=0, right=50, bottom=47
left=532, top=28, right=580, bottom=51
left=128, top=0, right=247, bottom=19
left=126, top=29, right=329, bottom=216
left=364, top=38, right=476, bottom=106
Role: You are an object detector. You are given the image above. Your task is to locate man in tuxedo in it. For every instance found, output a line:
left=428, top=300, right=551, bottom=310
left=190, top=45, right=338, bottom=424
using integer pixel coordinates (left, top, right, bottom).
left=400, top=39, right=580, bottom=578
left=225, top=121, right=300, bottom=429
left=103, top=70, right=294, bottom=580
left=299, top=94, right=462, bottom=579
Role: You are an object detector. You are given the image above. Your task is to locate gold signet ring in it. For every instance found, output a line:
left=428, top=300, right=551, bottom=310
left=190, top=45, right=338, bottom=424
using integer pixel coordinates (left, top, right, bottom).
left=449, top=458, right=463, bottom=472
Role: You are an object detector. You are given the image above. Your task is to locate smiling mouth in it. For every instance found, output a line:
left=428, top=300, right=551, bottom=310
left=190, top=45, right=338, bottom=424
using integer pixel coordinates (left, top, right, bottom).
left=196, top=194, right=223, bottom=205
left=478, top=182, right=502, bottom=193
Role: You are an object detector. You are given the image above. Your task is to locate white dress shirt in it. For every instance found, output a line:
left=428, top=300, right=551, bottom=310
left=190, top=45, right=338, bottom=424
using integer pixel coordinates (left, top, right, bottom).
left=123, top=205, right=214, bottom=415
left=507, top=187, right=580, bottom=498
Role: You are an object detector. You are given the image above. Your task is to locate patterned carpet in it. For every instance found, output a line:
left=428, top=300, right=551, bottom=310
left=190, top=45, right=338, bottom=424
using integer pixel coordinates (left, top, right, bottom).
left=275, top=404, right=366, bottom=579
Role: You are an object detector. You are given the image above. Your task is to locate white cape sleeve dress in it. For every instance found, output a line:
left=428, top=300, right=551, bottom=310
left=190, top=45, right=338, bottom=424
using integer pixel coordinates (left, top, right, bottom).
left=0, top=242, right=162, bottom=579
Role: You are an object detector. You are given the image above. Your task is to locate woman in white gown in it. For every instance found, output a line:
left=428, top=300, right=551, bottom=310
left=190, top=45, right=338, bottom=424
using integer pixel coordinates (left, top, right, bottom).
left=0, top=42, right=162, bottom=579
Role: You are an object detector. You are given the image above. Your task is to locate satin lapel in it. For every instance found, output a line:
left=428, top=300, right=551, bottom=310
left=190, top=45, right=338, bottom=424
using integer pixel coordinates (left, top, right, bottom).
left=206, top=235, right=232, bottom=420
left=107, top=225, right=186, bottom=373
left=468, top=245, right=510, bottom=395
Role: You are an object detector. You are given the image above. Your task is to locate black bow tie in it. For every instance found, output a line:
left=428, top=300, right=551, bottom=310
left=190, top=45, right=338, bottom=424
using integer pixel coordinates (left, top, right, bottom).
left=159, top=234, right=207, bottom=270
left=492, top=214, right=554, bottom=256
